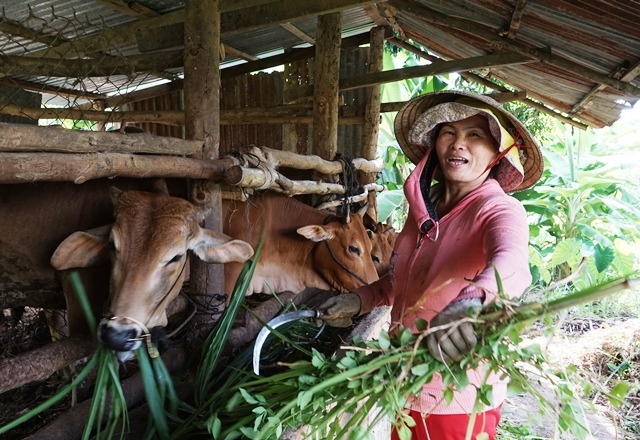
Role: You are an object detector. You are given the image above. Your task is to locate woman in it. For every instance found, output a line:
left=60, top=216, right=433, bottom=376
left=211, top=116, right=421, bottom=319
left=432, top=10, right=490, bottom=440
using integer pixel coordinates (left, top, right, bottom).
left=319, top=90, right=544, bottom=439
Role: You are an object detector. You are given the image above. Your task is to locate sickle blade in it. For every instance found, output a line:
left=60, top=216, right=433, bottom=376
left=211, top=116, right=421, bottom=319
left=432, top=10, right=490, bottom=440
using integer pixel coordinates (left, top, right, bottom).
left=252, top=309, right=319, bottom=375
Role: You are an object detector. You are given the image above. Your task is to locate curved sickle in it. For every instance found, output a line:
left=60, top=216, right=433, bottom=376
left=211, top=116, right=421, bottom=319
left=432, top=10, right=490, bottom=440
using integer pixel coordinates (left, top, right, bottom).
left=252, top=309, right=320, bottom=375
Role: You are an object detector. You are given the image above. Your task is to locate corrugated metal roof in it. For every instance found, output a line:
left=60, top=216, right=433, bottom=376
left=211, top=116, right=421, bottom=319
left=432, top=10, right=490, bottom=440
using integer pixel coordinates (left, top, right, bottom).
left=0, top=0, right=638, bottom=128
left=390, top=0, right=640, bottom=127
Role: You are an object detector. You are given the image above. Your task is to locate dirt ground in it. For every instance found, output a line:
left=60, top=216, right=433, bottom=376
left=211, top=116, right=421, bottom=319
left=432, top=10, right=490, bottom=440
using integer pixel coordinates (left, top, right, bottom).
left=502, top=318, right=640, bottom=439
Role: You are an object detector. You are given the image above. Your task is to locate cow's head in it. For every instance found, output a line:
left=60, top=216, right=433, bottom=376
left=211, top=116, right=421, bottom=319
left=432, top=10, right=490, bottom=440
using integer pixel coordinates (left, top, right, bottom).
left=368, top=222, right=399, bottom=277
left=297, top=205, right=378, bottom=293
left=51, top=188, right=254, bottom=361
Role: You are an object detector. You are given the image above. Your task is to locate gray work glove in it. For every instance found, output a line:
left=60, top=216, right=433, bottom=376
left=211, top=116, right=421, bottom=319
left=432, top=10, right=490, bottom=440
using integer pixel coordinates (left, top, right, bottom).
left=317, top=292, right=361, bottom=328
left=426, top=298, right=482, bottom=363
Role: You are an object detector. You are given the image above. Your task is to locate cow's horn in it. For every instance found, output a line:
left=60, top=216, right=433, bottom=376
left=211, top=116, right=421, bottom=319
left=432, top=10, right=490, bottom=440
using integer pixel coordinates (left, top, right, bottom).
left=356, top=203, right=369, bottom=217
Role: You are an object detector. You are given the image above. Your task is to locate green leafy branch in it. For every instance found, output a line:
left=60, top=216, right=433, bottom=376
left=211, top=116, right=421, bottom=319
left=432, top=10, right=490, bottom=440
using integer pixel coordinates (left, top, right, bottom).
left=199, top=278, right=637, bottom=440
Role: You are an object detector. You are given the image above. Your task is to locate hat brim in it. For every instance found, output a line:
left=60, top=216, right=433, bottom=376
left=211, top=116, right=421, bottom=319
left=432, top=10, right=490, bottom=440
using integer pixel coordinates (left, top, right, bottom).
left=394, top=90, right=544, bottom=192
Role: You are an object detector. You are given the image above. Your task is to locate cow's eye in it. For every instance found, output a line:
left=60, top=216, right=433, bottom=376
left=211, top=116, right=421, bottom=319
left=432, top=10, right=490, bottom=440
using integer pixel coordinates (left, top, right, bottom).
left=166, top=254, right=183, bottom=265
left=108, top=239, right=116, bottom=252
left=348, top=245, right=360, bottom=256
left=372, top=254, right=380, bottom=264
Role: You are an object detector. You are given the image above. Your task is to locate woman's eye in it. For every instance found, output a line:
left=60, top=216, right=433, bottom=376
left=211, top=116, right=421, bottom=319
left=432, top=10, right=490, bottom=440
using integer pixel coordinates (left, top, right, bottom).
left=348, top=245, right=360, bottom=256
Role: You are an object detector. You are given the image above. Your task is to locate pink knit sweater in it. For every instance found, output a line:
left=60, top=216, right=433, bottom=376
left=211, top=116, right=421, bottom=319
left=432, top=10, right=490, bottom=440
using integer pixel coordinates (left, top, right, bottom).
left=355, top=154, right=532, bottom=415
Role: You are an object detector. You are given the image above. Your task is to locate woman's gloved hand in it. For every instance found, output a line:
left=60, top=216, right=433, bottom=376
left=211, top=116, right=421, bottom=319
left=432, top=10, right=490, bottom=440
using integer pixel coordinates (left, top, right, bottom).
left=426, top=298, right=483, bottom=363
left=317, top=292, right=361, bottom=328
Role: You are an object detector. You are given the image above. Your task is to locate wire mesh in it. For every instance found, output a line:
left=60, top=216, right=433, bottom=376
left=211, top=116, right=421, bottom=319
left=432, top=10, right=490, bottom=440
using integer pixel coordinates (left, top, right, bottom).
left=0, top=4, right=183, bottom=131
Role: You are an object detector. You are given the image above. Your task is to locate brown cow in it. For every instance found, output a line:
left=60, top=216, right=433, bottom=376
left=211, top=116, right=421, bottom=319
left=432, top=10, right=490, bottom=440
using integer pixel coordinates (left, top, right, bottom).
left=222, top=192, right=379, bottom=296
left=368, top=222, right=399, bottom=277
left=0, top=180, right=253, bottom=362
left=52, top=188, right=254, bottom=361
left=68, top=191, right=378, bottom=357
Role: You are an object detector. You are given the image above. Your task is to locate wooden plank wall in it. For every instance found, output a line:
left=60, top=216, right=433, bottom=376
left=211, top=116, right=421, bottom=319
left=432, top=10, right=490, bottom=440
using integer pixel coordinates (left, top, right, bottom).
left=123, top=46, right=371, bottom=160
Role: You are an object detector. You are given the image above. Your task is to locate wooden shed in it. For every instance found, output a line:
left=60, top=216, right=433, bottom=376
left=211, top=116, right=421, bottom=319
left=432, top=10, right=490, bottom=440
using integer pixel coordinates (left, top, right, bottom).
left=0, top=0, right=639, bottom=437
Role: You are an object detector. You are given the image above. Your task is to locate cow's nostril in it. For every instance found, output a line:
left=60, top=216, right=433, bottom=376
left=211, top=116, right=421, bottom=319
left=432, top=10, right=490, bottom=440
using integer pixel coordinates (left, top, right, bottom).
left=98, top=321, right=142, bottom=352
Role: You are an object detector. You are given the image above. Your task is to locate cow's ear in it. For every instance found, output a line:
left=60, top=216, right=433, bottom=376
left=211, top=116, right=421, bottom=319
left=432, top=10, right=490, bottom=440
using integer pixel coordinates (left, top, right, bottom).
left=190, top=228, right=254, bottom=263
left=297, top=225, right=335, bottom=242
left=51, top=225, right=112, bottom=270
left=362, top=214, right=376, bottom=231
left=110, top=187, right=124, bottom=205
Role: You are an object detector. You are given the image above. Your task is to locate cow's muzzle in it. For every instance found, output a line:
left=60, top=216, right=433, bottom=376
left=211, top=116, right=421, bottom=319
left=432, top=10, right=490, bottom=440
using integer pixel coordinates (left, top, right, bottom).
left=98, top=316, right=147, bottom=362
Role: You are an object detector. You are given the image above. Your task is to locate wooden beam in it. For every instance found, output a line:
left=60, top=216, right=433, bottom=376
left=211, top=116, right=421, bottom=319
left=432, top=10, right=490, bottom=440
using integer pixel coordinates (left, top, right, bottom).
left=0, top=102, right=186, bottom=125
left=571, top=60, right=640, bottom=115
left=19, top=345, right=185, bottom=440
left=312, top=12, right=342, bottom=160
left=280, top=22, right=316, bottom=45
left=0, top=16, right=65, bottom=47
left=289, top=51, right=533, bottom=100
left=340, top=52, right=532, bottom=89
left=389, top=0, right=640, bottom=96
left=105, top=80, right=184, bottom=109
left=0, top=77, right=106, bottom=101
left=0, top=50, right=184, bottom=77
left=102, top=32, right=372, bottom=110
left=621, top=59, right=640, bottom=83
left=27, top=10, right=186, bottom=59
left=225, top=0, right=376, bottom=35
left=95, top=0, right=159, bottom=18
left=0, top=122, right=202, bottom=155
left=363, top=4, right=389, bottom=27
left=136, top=0, right=376, bottom=52
left=220, top=32, right=371, bottom=79
left=373, top=2, right=405, bottom=40
left=387, top=37, right=589, bottom=129
left=0, top=152, right=232, bottom=184
left=503, top=0, right=528, bottom=40
left=8, top=97, right=588, bottom=128
left=223, top=44, right=258, bottom=62
left=0, top=338, right=97, bottom=395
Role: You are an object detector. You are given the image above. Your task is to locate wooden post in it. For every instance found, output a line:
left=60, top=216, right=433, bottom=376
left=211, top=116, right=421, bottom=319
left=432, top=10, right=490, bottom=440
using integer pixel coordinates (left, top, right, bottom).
left=312, top=12, right=342, bottom=160
left=361, top=27, right=385, bottom=160
left=282, top=49, right=310, bottom=155
left=361, top=26, right=385, bottom=222
left=184, top=0, right=225, bottom=335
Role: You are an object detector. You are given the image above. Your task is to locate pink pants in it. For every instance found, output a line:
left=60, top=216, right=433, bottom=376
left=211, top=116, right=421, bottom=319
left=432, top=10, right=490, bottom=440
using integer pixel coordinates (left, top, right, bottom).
left=390, top=405, right=501, bottom=440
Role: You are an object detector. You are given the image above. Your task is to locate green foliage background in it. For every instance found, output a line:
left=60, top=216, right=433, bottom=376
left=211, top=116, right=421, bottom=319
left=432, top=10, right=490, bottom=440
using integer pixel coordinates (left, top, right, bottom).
left=375, top=43, right=640, bottom=316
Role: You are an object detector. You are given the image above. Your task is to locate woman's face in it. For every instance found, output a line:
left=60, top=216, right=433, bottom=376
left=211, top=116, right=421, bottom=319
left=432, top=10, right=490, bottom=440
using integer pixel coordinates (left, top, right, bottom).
left=434, top=114, right=499, bottom=189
